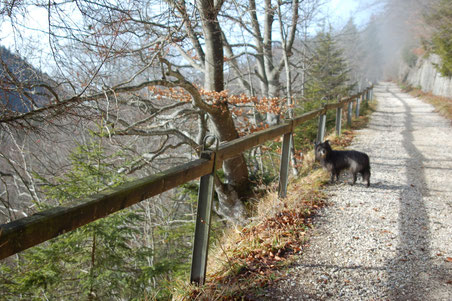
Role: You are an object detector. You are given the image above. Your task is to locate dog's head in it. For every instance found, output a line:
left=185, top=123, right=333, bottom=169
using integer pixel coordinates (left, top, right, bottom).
left=314, top=140, right=332, bottom=161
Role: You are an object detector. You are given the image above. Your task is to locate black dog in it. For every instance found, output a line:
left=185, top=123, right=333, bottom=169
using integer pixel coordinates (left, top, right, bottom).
left=315, top=140, right=371, bottom=187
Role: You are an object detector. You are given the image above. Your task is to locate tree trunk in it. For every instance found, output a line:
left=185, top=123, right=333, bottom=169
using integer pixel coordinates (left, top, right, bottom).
left=198, top=0, right=250, bottom=223
left=208, top=106, right=250, bottom=195
left=277, top=0, right=299, bottom=176
left=213, top=175, right=247, bottom=224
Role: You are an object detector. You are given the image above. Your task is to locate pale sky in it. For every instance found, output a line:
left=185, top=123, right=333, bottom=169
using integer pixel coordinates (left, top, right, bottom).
left=0, top=0, right=378, bottom=70
left=327, top=0, right=377, bottom=29
left=1, top=5, right=53, bottom=70
left=1, top=0, right=377, bottom=44
left=330, top=0, right=360, bottom=18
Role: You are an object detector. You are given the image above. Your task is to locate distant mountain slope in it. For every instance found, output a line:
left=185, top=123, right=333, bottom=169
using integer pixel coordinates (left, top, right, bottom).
left=0, top=46, right=52, bottom=113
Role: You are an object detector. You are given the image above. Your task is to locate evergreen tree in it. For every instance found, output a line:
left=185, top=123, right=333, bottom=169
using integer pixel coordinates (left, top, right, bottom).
left=0, top=137, right=161, bottom=300
left=361, top=17, right=383, bottom=82
left=339, top=18, right=367, bottom=91
left=425, top=0, right=452, bottom=77
left=305, top=30, right=354, bottom=102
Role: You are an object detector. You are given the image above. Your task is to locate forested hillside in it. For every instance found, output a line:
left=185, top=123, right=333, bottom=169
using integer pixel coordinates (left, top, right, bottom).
left=0, top=46, right=53, bottom=112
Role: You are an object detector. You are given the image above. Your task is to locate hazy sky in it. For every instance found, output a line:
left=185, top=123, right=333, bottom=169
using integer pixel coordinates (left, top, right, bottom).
left=330, top=0, right=361, bottom=18
left=0, top=0, right=377, bottom=45
left=0, top=0, right=379, bottom=71
left=327, top=0, right=377, bottom=28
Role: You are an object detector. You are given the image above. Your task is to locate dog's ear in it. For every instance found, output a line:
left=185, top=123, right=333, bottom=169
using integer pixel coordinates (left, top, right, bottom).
left=324, top=140, right=330, bottom=144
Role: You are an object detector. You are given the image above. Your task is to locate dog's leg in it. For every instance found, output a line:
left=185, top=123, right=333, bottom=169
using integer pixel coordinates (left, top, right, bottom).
left=330, top=172, right=335, bottom=183
left=363, top=169, right=371, bottom=187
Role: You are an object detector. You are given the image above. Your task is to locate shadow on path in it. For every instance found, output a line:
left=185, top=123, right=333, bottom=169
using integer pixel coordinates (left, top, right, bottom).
left=386, top=90, right=431, bottom=300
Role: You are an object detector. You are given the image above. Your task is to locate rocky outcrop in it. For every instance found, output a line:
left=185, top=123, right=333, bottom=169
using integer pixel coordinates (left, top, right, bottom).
left=400, top=54, right=452, bottom=97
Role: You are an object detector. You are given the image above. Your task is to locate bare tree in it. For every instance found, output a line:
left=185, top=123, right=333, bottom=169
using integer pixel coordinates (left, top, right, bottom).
left=0, top=0, right=254, bottom=223
left=0, top=0, right=324, bottom=224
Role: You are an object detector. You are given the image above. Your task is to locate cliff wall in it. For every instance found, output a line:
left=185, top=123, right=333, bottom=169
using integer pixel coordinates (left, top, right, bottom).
left=399, top=54, right=452, bottom=98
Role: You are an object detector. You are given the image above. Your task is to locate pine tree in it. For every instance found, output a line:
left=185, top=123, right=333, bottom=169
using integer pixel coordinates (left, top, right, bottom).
left=425, top=0, right=452, bottom=77
left=292, top=30, right=353, bottom=152
left=305, top=30, right=354, bottom=103
left=0, top=138, right=155, bottom=300
left=361, top=17, right=383, bottom=82
left=339, top=18, right=367, bottom=90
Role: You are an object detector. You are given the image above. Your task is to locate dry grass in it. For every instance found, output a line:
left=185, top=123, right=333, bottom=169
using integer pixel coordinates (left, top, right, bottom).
left=185, top=174, right=328, bottom=300
left=174, top=103, right=376, bottom=300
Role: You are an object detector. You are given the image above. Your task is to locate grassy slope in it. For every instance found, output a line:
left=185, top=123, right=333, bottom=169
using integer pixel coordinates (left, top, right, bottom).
left=175, top=102, right=376, bottom=300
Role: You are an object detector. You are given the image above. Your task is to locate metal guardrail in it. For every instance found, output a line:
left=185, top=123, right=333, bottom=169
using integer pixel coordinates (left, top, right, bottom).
left=0, top=86, right=373, bottom=285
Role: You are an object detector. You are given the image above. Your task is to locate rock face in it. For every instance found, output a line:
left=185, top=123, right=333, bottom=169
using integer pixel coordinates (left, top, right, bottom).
left=400, top=54, right=452, bottom=97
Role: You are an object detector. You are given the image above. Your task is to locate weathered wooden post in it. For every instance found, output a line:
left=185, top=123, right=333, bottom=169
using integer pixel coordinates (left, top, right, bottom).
left=347, top=100, right=353, bottom=128
left=190, top=137, right=218, bottom=285
left=278, top=126, right=293, bottom=198
left=316, top=105, right=327, bottom=142
left=355, top=95, right=361, bottom=118
left=335, top=98, right=342, bottom=136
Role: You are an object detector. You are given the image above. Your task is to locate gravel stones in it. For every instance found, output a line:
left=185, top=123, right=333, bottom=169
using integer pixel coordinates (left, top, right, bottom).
left=265, top=83, right=452, bottom=300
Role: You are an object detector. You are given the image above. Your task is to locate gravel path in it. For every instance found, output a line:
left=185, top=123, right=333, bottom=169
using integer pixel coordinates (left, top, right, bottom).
left=265, top=82, right=452, bottom=300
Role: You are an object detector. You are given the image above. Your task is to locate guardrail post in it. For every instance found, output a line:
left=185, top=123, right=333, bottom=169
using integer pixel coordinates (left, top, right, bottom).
left=190, top=138, right=218, bottom=286
left=278, top=132, right=292, bottom=198
left=316, top=108, right=326, bottom=142
left=366, top=88, right=370, bottom=108
left=355, top=96, right=361, bottom=118
left=347, top=101, right=353, bottom=128
left=335, top=100, right=342, bottom=136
